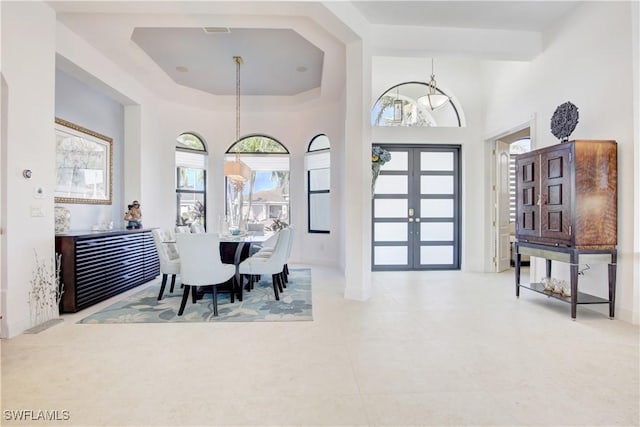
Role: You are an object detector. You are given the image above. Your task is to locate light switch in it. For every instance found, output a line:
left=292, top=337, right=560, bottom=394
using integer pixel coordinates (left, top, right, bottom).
left=30, top=206, right=44, bottom=217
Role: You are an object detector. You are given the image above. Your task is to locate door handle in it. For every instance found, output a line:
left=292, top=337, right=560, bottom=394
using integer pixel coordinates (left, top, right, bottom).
left=415, top=218, right=421, bottom=223
left=408, top=218, right=414, bottom=222
left=408, top=208, right=414, bottom=217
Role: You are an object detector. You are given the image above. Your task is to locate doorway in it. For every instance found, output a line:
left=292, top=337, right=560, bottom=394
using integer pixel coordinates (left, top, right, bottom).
left=491, top=129, right=532, bottom=272
left=372, top=144, right=461, bottom=271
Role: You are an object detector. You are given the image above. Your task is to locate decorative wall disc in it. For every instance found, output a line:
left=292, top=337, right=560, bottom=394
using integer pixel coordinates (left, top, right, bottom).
left=550, top=101, right=579, bottom=142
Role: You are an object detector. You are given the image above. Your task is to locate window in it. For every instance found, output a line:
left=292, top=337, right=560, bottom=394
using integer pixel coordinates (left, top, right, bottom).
left=225, top=135, right=290, bottom=230
left=306, top=134, right=330, bottom=233
left=176, top=133, right=207, bottom=228
left=371, top=82, right=463, bottom=127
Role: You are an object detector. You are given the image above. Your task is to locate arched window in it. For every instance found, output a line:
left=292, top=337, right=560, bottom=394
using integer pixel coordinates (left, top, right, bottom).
left=305, top=134, right=330, bottom=233
left=225, top=135, right=290, bottom=231
left=371, top=82, right=463, bottom=127
left=176, top=132, right=207, bottom=228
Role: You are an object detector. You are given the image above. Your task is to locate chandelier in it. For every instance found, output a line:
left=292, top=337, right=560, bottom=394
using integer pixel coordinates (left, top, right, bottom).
left=223, top=56, right=251, bottom=182
left=417, top=58, right=451, bottom=111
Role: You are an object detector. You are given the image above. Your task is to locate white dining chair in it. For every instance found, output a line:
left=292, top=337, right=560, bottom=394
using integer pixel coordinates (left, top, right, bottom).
left=152, top=228, right=181, bottom=300
left=282, top=225, right=295, bottom=285
left=175, top=233, right=236, bottom=316
left=239, top=227, right=291, bottom=301
left=251, top=230, right=280, bottom=257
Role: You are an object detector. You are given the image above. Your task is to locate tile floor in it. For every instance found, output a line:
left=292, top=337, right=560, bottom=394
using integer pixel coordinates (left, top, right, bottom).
left=1, top=266, right=638, bottom=426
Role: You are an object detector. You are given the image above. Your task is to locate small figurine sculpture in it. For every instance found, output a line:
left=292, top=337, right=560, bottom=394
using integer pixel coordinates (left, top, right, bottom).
left=124, top=200, right=142, bottom=229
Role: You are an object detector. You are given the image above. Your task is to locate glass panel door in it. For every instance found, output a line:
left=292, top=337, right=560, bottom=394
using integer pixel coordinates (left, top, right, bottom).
left=416, top=147, right=460, bottom=269
left=372, top=145, right=460, bottom=270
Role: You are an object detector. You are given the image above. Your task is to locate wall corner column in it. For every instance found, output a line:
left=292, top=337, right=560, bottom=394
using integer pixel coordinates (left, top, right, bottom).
left=123, top=105, right=142, bottom=207
left=343, top=39, right=373, bottom=301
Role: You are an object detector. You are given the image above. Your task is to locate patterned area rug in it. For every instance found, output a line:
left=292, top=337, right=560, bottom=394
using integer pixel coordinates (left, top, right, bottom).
left=79, top=268, right=312, bottom=323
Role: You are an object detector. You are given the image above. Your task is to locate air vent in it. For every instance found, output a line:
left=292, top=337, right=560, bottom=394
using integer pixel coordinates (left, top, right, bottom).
left=203, top=27, right=231, bottom=34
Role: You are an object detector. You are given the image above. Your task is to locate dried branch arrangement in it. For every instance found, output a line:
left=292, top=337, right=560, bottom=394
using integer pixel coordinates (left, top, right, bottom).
left=28, top=251, right=64, bottom=326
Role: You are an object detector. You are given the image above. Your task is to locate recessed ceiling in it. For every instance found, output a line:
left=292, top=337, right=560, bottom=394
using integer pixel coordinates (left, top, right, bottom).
left=131, top=27, right=324, bottom=96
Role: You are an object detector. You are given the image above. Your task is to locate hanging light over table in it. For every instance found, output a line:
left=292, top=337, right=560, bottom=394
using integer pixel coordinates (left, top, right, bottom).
left=224, top=56, right=251, bottom=182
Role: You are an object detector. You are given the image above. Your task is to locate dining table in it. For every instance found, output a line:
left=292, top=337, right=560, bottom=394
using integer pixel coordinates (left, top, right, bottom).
left=218, top=231, right=274, bottom=302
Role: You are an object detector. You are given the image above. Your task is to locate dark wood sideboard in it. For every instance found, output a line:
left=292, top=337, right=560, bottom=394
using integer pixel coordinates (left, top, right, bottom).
left=514, top=140, right=617, bottom=319
left=55, top=229, right=160, bottom=313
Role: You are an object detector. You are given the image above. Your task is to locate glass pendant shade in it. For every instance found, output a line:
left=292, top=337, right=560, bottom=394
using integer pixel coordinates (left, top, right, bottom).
left=417, top=92, right=450, bottom=111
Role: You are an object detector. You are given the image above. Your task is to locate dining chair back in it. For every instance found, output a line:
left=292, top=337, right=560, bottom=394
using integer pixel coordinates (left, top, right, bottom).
left=282, top=225, right=295, bottom=284
left=152, top=228, right=181, bottom=300
left=239, top=227, right=291, bottom=301
left=175, top=233, right=236, bottom=316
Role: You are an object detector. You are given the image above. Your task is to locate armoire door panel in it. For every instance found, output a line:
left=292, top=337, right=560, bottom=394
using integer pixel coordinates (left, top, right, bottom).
left=540, top=146, right=572, bottom=242
left=515, top=153, right=539, bottom=238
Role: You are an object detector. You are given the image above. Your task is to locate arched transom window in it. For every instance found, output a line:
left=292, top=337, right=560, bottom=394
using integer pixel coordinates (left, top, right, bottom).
left=371, top=82, right=463, bottom=128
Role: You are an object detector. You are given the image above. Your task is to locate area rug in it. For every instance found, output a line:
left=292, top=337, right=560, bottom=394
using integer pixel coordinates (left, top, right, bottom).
left=78, top=268, right=312, bottom=323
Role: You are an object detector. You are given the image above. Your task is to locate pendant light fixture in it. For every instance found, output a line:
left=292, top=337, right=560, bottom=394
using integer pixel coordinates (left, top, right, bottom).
left=417, top=58, right=451, bottom=111
left=223, top=56, right=251, bottom=182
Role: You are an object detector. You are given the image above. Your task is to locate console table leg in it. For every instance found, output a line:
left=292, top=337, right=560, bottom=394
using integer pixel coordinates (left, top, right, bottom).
left=570, top=263, right=578, bottom=320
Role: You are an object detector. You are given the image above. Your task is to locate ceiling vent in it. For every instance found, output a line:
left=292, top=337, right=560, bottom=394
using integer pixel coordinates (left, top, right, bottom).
left=203, top=27, right=231, bottom=34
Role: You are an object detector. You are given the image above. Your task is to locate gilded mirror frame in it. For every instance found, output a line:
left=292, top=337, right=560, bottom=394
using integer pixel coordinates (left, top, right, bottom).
left=54, top=117, right=113, bottom=205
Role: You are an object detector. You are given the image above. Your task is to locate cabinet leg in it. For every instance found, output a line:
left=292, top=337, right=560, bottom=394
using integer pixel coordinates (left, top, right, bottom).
left=608, top=262, right=616, bottom=319
left=515, top=252, right=521, bottom=298
left=546, top=259, right=552, bottom=279
left=570, top=263, right=578, bottom=320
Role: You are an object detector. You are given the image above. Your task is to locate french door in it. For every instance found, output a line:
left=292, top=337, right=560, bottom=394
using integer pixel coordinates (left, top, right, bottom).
left=372, top=145, right=461, bottom=271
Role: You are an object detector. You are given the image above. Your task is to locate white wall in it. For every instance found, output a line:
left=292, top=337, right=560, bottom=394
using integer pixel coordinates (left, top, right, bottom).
left=632, top=0, right=640, bottom=326
left=483, top=1, right=638, bottom=323
left=55, top=68, right=125, bottom=230
left=371, top=56, right=487, bottom=272
left=0, top=2, right=57, bottom=337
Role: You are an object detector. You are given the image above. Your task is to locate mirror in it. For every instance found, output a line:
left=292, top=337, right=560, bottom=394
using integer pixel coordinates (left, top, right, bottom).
left=54, top=118, right=112, bottom=204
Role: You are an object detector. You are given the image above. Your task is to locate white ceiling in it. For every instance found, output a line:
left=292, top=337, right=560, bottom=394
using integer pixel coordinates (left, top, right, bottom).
left=131, top=27, right=324, bottom=96
left=352, top=1, right=581, bottom=31
left=51, top=1, right=583, bottom=100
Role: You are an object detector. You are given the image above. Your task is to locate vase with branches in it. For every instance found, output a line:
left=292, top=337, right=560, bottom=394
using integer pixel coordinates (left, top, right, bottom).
left=28, top=251, right=64, bottom=327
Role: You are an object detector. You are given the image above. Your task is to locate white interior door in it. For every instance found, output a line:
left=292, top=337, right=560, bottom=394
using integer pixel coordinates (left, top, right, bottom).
left=495, top=140, right=511, bottom=272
